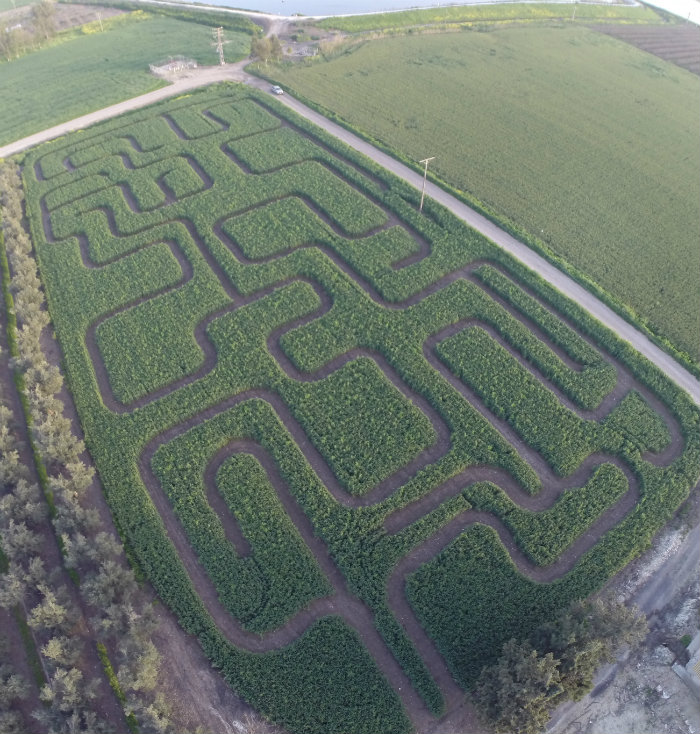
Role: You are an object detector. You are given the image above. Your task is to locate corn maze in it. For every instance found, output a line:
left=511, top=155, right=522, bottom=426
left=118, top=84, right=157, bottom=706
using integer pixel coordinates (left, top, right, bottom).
left=21, top=84, right=700, bottom=734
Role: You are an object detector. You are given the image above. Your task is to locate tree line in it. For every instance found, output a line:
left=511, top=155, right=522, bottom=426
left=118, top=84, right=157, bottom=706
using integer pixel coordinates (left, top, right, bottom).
left=0, top=0, right=57, bottom=62
left=0, top=162, right=173, bottom=732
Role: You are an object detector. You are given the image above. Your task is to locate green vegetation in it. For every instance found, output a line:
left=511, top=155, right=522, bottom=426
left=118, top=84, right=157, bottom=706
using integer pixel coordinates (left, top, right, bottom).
left=18, top=84, right=700, bottom=733
left=287, top=358, right=436, bottom=495
left=153, top=414, right=333, bottom=633
left=0, top=12, right=251, bottom=146
left=73, top=0, right=262, bottom=36
left=269, top=26, right=700, bottom=364
left=464, top=465, right=629, bottom=566
left=0, top=0, right=35, bottom=10
left=317, top=2, right=662, bottom=32
left=473, top=598, right=646, bottom=732
left=437, top=326, right=610, bottom=475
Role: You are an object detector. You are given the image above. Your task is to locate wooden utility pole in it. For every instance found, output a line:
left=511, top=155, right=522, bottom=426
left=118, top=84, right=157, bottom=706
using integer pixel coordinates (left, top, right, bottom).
left=419, top=157, right=435, bottom=214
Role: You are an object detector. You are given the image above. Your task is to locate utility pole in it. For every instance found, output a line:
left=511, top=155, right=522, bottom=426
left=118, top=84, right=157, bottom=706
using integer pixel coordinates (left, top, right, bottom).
left=214, top=27, right=225, bottom=65
left=418, top=157, right=435, bottom=214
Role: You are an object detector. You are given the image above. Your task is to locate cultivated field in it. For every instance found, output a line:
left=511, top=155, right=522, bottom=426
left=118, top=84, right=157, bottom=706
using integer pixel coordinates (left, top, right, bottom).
left=22, top=84, right=700, bottom=733
left=316, top=2, right=662, bottom=31
left=593, top=23, right=700, bottom=75
left=0, top=12, right=251, bottom=146
left=269, top=26, right=700, bottom=365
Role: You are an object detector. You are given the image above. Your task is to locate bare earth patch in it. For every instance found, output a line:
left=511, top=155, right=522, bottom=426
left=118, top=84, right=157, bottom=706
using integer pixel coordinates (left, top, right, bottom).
left=592, top=24, right=700, bottom=75
left=550, top=501, right=700, bottom=734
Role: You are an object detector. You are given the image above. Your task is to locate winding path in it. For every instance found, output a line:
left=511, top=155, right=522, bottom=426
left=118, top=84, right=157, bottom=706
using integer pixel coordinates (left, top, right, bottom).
left=29, top=90, right=697, bottom=732
left=2, top=64, right=698, bottom=406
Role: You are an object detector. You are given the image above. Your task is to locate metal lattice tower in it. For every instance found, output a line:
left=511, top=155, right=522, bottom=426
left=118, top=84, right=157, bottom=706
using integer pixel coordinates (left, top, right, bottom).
left=214, top=27, right=225, bottom=66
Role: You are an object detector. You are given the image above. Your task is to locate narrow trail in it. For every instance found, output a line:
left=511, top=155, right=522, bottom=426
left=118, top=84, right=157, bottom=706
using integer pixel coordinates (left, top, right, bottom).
left=30, top=92, right=695, bottom=731
left=5, top=68, right=695, bottom=403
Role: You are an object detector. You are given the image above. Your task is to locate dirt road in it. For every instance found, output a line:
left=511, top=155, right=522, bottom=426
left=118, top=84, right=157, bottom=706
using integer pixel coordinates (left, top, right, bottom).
left=2, top=64, right=698, bottom=408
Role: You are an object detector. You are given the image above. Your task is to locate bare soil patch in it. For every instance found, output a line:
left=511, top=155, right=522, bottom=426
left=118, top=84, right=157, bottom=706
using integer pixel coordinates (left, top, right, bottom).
left=592, top=23, right=700, bottom=75
left=0, top=3, right=123, bottom=33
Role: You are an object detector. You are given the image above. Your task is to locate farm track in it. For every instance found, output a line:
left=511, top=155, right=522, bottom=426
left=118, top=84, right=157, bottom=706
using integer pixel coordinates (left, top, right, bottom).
left=4, top=66, right=697, bottom=405
left=32, top=96, right=691, bottom=731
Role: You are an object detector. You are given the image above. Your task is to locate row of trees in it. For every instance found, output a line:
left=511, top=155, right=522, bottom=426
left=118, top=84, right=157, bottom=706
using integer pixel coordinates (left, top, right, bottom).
left=0, top=162, right=172, bottom=732
left=473, top=596, right=647, bottom=734
left=0, top=0, right=56, bottom=63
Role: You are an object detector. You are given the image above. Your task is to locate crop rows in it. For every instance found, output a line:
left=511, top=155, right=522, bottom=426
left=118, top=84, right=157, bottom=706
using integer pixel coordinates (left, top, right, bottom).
left=19, top=84, right=700, bottom=734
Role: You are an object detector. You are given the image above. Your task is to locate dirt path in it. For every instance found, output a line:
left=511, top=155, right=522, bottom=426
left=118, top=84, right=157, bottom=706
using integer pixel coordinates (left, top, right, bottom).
left=23, top=82, right=700, bottom=732
left=33, top=96, right=694, bottom=731
left=2, top=65, right=697, bottom=407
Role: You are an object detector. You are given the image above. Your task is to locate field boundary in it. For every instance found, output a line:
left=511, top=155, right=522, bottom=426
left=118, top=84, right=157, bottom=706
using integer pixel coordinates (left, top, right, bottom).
left=20, top=85, right=692, bottom=732
left=2, top=66, right=698, bottom=395
left=252, top=72, right=700, bottom=379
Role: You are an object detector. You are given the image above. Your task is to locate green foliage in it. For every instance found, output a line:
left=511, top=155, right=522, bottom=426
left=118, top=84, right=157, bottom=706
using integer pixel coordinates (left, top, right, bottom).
left=95, top=245, right=229, bottom=404
left=474, top=264, right=617, bottom=409
left=286, top=358, right=435, bottom=495
left=14, top=607, right=46, bottom=688
left=406, top=525, right=575, bottom=688
left=151, top=407, right=333, bottom=633
left=0, top=14, right=251, bottom=146
left=464, top=464, right=629, bottom=565
left=436, top=326, right=601, bottom=475
left=532, top=597, right=647, bottom=702
left=205, top=617, right=411, bottom=734
left=96, top=643, right=139, bottom=733
left=603, top=391, right=670, bottom=454
left=472, top=638, right=564, bottom=734
left=227, top=126, right=321, bottom=172
left=18, top=84, right=700, bottom=733
left=74, top=0, right=262, bottom=36
left=222, top=196, right=330, bottom=259
left=269, top=27, right=700, bottom=362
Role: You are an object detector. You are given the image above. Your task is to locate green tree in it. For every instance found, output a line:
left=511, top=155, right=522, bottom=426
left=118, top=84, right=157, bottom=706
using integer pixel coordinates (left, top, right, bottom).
left=474, top=598, right=648, bottom=733
left=269, top=34, right=282, bottom=61
left=251, top=36, right=271, bottom=63
left=32, top=0, right=56, bottom=42
left=473, top=639, right=564, bottom=734
left=533, top=597, right=647, bottom=701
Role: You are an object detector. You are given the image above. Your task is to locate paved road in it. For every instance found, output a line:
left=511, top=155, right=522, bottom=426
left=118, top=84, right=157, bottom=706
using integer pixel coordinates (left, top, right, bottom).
left=2, top=65, right=698, bottom=407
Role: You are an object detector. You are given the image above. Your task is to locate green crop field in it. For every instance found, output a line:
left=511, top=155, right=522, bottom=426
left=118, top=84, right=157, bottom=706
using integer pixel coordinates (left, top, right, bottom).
left=269, top=26, right=700, bottom=365
left=19, top=84, right=700, bottom=733
left=0, top=12, right=251, bottom=146
left=316, top=2, right=661, bottom=32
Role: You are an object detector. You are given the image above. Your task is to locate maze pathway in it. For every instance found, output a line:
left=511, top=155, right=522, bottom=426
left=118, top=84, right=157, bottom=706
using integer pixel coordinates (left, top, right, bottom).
left=22, top=85, right=700, bottom=734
